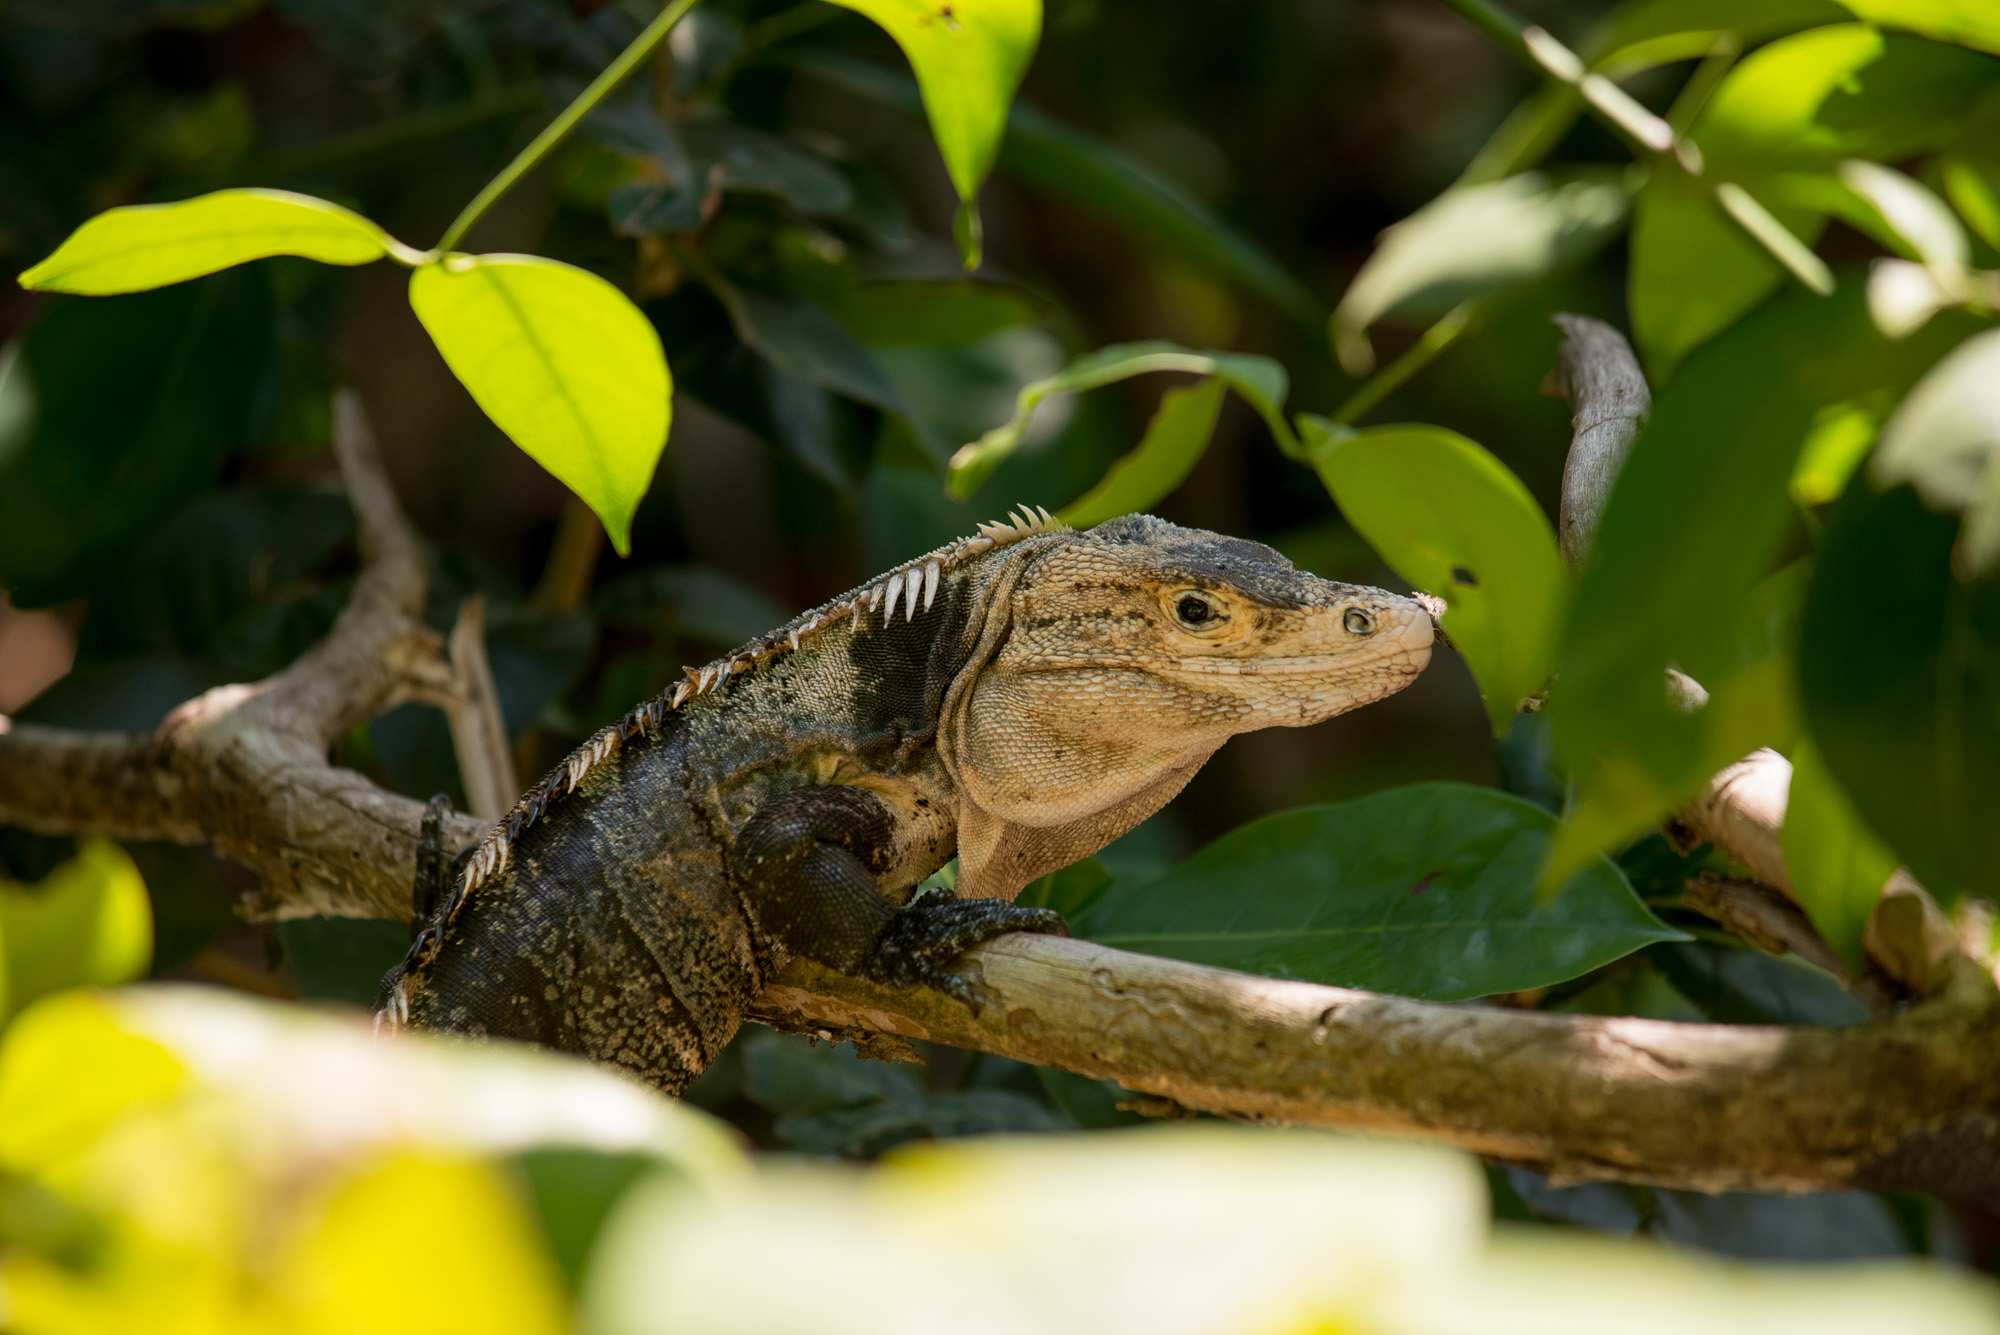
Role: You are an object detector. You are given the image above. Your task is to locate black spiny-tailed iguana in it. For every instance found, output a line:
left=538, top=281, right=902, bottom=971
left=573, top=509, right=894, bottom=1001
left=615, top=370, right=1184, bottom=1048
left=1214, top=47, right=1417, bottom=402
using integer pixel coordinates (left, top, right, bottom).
left=379, top=510, right=1435, bottom=1093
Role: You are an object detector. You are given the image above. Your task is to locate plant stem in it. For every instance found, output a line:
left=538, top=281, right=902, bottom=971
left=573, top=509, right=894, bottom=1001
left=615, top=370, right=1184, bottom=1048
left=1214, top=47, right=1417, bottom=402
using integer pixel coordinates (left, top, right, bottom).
left=1328, top=304, right=1478, bottom=428
left=435, top=0, right=703, bottom=254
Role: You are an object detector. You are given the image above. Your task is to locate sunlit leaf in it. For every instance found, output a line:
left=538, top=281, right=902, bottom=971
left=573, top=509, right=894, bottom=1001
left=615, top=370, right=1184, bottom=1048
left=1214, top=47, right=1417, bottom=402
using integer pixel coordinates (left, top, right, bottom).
left=1840, top=0, right=2000, bottom=55
left=948, top=341, right=1291, bottom=498
left=409, top=254, right=670, bottom=556
left=0, top=838, right=153, bottom=1023
left=822, top=0, right=1040, bottom=266
left=0, top=992, right=186, bottom=1173
left=1783, top=737, right=1900, bottom=974
left=1074, top=783, right=1680, bottom=1000
left=1331, top=173, right=1628, bottom=375
left=1590, top=0, right=1847, bottom=71
left=1058, top=378, right=1226, bottom=527
left=1942, top=157, right=2000, bottom=247
left=1309, top=422, right=1567, bottom=734
left=1838, top=159, right=1971, bottom=275
left=17, top=188, right=399, bottom=295
left=1871, top=325, right=2000, bottom=576
left=1800, top=479, right=2000, bottom=902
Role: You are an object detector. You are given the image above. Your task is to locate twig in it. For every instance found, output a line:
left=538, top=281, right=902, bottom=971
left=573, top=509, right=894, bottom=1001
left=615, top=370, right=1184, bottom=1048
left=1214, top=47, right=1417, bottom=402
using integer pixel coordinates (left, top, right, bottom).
left=1542, top=313, right=1649, bottom=567
left=443, top=596, right=521, bottom=823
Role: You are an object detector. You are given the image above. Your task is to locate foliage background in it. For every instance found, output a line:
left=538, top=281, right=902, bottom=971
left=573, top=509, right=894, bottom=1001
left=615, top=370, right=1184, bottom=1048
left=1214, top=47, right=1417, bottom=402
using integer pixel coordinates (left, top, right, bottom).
left=2, top=0, right=2000, bottom=1316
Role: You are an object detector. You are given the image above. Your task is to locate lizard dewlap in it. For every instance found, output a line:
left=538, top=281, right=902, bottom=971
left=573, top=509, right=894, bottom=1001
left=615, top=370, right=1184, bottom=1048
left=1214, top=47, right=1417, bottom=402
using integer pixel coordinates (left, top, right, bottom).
left=380, top=511, right=1435, bottom=1093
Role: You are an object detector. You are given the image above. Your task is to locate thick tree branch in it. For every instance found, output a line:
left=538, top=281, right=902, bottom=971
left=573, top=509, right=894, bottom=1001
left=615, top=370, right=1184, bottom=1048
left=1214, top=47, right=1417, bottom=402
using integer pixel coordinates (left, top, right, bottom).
left=4, top=383, right=1999, bottom=1206
left=753, top=937, right=2000, bottom=1203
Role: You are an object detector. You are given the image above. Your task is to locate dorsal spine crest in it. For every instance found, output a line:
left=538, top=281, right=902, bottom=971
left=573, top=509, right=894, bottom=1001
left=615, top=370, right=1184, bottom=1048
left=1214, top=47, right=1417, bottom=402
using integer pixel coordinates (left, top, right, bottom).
left=407, top=505, right=1069, bottom=965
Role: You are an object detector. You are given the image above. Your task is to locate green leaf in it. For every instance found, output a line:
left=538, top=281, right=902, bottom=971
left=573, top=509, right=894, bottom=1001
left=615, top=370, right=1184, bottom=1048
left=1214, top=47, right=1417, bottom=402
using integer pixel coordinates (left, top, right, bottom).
left=1783, top=737, right=1900, bottom=974
left=723, top=289, right=908, bottom=415
left=0, top=839, right=153, bottom=1022
left=1870, top=325, right=2000, bottom=576
left=1840, top=0, right=2000, bottom=55
left=828, top=278, right=1049, bottom=346
left=792, top=53, right=1324, bottom=329
left=0, top=270, right=275, bottom=606
left=408, top=254, right=670, bottom=556
left=1014, top=856, right=1114, bottom=919
left=822, top=0, right=1040, bottom=266
left=1331, top=173, right=1629, bottom=375
left=1546, top=282, right=1985, bottom=883
left=1057, top=378, right=1226, bottom=528
left=1074, top=783, right=1682, bottom=1001
left=1309, top=423, right=1567, bottom=735
left=948, top=340, right=1291, bottom=498
left=18, top=188, right=399, bottom=295
left=1801, top=478, right=2000, bottom=902
left=1591, top=0, right=1849, bottom=69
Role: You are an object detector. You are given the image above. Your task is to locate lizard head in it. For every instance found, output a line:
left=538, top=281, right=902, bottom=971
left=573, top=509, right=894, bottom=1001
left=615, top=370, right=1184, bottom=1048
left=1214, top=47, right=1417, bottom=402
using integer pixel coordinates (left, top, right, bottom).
left=997, top=513, right=1435, bottom=732
left=945, top=514, right=1435, bottom=854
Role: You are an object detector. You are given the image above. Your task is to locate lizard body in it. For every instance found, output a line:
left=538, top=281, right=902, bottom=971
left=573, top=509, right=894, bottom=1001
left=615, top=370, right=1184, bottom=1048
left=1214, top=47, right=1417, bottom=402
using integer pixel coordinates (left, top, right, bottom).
left=380, top=511, right=1434, bottom=1093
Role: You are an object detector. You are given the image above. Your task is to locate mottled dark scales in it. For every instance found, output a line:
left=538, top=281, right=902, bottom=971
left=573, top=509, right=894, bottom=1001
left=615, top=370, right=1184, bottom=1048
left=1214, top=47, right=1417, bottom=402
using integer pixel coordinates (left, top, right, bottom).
left=380, top=511, right=1436, bottom=1095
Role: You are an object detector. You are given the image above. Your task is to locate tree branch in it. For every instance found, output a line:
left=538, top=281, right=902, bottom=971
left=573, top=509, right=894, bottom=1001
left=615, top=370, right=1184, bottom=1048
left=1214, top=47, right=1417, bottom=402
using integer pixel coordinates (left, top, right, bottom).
left=4, top=385, right=1999, bottom=1206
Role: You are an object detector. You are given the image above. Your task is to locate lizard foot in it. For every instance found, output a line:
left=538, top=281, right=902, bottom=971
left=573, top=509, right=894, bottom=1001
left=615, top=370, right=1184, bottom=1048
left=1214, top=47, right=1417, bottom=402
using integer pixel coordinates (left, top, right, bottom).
left=863, top=889, right=1068, bottom=1008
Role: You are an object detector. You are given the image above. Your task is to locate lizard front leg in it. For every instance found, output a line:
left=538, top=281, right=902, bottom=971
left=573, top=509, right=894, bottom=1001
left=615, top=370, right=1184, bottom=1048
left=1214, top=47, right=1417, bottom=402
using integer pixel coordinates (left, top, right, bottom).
left=734, top=785, right=1066, bottom=1006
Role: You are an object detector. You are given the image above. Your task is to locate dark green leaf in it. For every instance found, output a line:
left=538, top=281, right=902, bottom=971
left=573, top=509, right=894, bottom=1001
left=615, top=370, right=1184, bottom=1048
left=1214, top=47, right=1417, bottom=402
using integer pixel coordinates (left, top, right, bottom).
left=718, top=286, right=906, bottom=416
left=1074, top=783, right=1682, bottom=1001
left=1648, top=940, right=1870, bottom=1026
left=276, top=917, right=410, bottom=1007
left=1015, top=857, right=1114, bottom=919
left=1800, top=479, right=2000, bottom=902
left=515, top=1148, right=655, bottom=1293
left=828, top=279, right=1050, bottom=347
left=0, top=271, right=275, bottom=606
left=593, top=564, right=791, bottom=648
left=791, top=53, right=1324, bottom=329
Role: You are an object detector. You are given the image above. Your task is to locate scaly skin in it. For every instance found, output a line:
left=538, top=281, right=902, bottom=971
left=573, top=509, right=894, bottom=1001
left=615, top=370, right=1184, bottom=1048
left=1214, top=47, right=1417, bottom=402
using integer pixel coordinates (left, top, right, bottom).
left=381, top=513, right=1434, bottom=1093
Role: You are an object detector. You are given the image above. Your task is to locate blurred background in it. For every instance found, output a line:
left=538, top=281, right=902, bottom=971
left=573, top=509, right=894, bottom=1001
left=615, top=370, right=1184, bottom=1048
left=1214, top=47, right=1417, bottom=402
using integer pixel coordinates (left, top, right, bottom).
left=2, top=0, right=1989, bottom=1279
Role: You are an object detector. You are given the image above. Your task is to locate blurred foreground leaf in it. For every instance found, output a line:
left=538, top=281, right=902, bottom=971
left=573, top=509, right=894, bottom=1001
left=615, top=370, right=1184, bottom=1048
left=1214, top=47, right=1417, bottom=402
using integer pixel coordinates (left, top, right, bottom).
left=1801, top=478, right=2000, bottom=902
left=1782, top=738, right=1901, bottom=973
left=0, top=839, right=151, bottom=1024
left=1310, top=422, right=1567, bottom=734
left=17, top=188, right=398, bottom=295
left=1870, top=324, right=2000, bottom=576
left=1545, top=282, right=1983, bottom=883
left=409, top=254, right=671, bottom=556
left=1075, top=783, right=1681, bottom=1001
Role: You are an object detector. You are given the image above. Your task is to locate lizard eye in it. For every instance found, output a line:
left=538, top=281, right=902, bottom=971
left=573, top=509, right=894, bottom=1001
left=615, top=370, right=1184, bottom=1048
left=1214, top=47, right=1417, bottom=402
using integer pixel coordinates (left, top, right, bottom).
left=1342, top=608, right=1375, bottom=635
left=1173, top=592, right=1224, bottom=629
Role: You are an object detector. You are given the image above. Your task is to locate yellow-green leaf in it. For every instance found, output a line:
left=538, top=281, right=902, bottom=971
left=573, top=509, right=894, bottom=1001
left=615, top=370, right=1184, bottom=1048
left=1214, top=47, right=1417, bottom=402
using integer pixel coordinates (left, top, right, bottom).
left=18, top=188, right=400, bottom=295
left=824, top=0, right=1040, bottom=266
left=409, top=254, right=671, bottom=555
left=1309, top=422, right=1568, bottom=735
left=1783, top=737, right=1900, bottom=974
left=1058, top=377, right=1226, bottom=528
left=0, top=837, right=153, bottom=1023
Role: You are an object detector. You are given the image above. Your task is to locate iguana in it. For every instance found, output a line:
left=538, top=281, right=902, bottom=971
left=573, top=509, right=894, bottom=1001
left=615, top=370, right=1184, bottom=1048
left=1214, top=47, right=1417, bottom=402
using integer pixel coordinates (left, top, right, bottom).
left=379, top=510, right=1435, bottom=1093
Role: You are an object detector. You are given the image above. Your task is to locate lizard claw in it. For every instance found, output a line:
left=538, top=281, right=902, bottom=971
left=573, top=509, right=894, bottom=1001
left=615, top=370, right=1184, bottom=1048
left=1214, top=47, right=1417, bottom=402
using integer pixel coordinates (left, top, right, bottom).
left=862, top=893, right=1068, bottom=1006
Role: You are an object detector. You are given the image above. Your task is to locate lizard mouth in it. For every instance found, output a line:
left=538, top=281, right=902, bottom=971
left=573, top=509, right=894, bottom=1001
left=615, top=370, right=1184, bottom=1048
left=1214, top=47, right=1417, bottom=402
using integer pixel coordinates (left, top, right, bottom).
left=1166, top=646, right=1427, bottom=676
